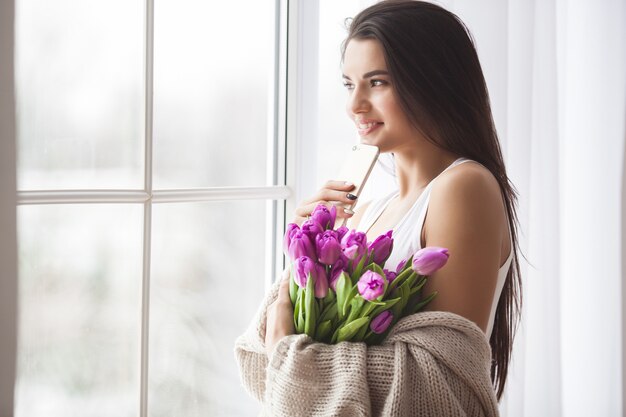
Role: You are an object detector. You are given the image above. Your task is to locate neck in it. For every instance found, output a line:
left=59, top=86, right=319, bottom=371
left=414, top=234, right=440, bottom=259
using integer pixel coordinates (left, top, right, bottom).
left=391, top=141, right=460, bottom=199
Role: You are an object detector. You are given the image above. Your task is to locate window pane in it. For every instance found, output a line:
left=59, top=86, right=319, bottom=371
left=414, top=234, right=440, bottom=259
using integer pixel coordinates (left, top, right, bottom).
left=153, top=0, right=273, bottom=188
left=15, top=0, right=145, bottom=190
left=149, top=201, right=266, bottom=416
left=16, top=205, right=143, bottom=417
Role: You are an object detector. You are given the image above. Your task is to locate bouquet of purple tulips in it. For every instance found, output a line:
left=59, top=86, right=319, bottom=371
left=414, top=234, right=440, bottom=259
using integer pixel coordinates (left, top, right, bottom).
left=284, top=204, right=450, bottom=345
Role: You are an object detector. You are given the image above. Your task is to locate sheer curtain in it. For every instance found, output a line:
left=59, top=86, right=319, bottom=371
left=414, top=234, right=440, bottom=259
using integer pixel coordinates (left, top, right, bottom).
left=312, top=1, right=626, bottom=415
left=494, top=1, right=625, bottom=415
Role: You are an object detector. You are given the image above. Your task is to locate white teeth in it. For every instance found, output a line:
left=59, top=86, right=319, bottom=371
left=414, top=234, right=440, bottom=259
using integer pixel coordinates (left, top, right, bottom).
left=358, top=122, right=378, bottom=129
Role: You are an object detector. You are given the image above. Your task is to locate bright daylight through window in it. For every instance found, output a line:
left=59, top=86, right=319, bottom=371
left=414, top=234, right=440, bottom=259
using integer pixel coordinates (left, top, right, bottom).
left=14, top=0, right=282, bottom=416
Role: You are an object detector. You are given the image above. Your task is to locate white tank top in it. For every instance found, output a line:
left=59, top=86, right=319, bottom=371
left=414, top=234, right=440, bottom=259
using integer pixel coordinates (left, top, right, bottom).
left=352, top=157, right=513, bottom=339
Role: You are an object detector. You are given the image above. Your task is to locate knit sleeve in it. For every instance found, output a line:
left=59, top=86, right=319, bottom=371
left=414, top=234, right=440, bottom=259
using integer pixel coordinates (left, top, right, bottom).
left=261, top=315, right=499, bottom=417
left=235, top=286, right=499, bottom=417
left=233, top=279, right=281, bottom=403
left=265, top=334, right=372, bottom=416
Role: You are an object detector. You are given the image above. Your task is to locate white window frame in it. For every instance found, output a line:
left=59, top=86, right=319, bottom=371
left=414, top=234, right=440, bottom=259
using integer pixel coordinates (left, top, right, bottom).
left=3, top=0, right=324, bottom=415
left=0, top=0, right=17, bottom=414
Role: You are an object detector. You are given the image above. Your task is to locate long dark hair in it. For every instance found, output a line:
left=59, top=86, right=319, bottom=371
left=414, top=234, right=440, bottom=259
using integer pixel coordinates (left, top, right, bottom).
left=341, top=0, right=523, bottom=401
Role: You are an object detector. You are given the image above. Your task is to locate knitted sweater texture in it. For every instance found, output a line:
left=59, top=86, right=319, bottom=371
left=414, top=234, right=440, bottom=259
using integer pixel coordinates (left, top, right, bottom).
left=234, top=280, right=500, bottom=417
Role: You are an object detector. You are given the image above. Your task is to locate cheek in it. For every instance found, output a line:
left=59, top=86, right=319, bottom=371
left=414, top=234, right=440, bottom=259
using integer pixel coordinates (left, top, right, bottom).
left=383, top=100, right=413, bottom=132
left=379, top=97, right=403, bottom=123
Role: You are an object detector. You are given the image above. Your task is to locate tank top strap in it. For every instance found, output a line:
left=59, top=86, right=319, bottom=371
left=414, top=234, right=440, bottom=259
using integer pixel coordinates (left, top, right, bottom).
left=355, top=157, right=474, bottom=236
left=351, top=190, right=397, bottom=233
left=412, top=158, right=475, bottom=247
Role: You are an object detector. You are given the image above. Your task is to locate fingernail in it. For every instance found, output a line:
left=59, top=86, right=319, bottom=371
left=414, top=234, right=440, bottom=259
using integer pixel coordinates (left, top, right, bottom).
left=344, top=181, right=354, bottom=187
left=346, top=193, right=358, bottom=200
left=343, top=208, right=354, bottom=215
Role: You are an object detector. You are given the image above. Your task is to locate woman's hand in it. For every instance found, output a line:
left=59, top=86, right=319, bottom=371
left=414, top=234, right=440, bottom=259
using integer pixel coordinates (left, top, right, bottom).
left=265, top=269, right=296, bottom=358
left=293, top=180, right=358, bottom=225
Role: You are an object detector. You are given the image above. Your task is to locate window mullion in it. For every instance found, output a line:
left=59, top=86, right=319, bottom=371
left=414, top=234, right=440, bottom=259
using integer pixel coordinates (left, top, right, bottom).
left=140, top=0, right=154, bottom=416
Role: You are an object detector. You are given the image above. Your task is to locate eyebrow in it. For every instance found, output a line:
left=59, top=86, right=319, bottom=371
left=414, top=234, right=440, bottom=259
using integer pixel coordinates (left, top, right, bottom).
left=342, top=69, right=389, bottom=80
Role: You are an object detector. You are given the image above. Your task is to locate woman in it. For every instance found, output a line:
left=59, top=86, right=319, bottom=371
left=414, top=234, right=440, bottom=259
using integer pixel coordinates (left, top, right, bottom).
left=236, top=1, right=522, bottom=415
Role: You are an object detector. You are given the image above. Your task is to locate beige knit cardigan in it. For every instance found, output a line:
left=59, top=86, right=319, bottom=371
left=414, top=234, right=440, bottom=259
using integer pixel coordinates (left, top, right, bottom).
left=234, top=280, right=500, bottom=417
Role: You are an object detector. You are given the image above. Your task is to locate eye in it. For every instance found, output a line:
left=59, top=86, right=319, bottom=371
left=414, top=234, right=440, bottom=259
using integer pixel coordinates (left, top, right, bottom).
left=342, top=81, right=354, bottom=90
left=370, top=79, right=387, bottom=87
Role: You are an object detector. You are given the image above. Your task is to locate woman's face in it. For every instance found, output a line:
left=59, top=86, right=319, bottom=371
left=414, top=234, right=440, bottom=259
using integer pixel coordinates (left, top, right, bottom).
left=342, top=38, right=420, bottom=152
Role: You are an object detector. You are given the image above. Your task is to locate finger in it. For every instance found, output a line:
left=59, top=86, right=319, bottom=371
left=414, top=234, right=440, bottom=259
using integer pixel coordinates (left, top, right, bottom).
left=294, top=200, right=331, bottom=219
left=324, top=180, right=356, bottom=191
left=295, top=195, right=356, bottom=219
left=313, top=188, right=358, bottom=205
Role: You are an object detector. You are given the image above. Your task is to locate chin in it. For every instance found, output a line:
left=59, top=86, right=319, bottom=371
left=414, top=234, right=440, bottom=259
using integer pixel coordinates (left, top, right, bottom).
left=358, top=135, right=378, bottom=146
left=359, top=137, right=388, bottom=152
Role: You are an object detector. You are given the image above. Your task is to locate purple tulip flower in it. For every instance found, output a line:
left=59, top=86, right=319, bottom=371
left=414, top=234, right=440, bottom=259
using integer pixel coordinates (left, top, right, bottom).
left=370, top=311, right=394, bottom=334
left=395, top=259, right=407, bottom=272
left=383, top=268, right=397, bottom=283
left=336, top=225, right=349, bottom=241
left=412, top=247, right=450, bottom=275
left=316, top=230, right=342, bottom=265
left=301, top=219, right=324, bottom=243
left=288, top=229, right=316, bottom=261
left=329, top=257, right=348, bottom=291
left=357, top=270, right=386, bottom=301
left=368, top=230, right=393, bottom=265
left=384, top=258, right=407, bottom=282
left=283, top=223, right=300, bottom=255
left=310, top=204, right=336, bottom=230
left=294, top=256, right=329, bottom=298
left=341, top=229, right=368, bottom=264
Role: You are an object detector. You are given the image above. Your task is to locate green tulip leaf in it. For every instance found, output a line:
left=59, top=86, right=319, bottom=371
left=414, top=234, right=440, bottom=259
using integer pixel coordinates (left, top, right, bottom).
left=289, top=267, right=298, bottom=306
left=400, top=255, right=414, bottom=272
left=369, top=297, right=401, bottom=318
left=409, top=276, right=428, bottom=295
left=369, top=263, right=385, bottom=276
left=407, top=291, right=438, bottom=315
left=315, top=320, right=333, bottom=341
left=400, top=273, right=417, bottom=292
left=304, top=273, right=317, bottom=337
left=351, top=255, right=368, bottom=285
left=297, top=287, right=305, bottom=333
left=293, top=290, right=301, bottom=326
left=345, top=296, right=365, bottom=324
left=386, top=268, right=414, bottom=296
left=323, top=288, right=336, bottom=304
left=342, top=284, right=359, bottom=317
left=354, top=318, right=370, bottom=342
left=337, top=316, right=370, bottom=343
left=336, top=272, right=350, bottom=320
left=320, top=300, right=338, bottom=323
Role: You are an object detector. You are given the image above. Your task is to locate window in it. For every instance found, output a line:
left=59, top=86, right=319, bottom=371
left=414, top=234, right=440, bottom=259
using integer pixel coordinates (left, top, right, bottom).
left=14, top=0, right=290, bottom=416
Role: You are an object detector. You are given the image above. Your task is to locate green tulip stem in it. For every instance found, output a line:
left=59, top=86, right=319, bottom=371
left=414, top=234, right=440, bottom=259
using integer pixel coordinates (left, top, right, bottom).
left=386, top=268, right=415, bottom=296
left=289, top=265, right=298, bottom=306
left=304, top=274, right=317, bottom=337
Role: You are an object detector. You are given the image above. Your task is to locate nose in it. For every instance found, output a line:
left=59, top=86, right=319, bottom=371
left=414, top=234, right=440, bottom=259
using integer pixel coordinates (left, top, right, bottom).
left=346, top=86, right=370, bottom=117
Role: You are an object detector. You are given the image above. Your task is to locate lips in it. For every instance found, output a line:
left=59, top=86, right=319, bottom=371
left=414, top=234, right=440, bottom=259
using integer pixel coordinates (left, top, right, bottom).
left=356, top=118, right=383, bottom=135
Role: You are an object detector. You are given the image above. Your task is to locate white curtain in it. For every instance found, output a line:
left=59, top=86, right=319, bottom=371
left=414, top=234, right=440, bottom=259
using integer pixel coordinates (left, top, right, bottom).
left=493, top=0, right=624, bottom=415
left=312, top=1, right=626, bottom=415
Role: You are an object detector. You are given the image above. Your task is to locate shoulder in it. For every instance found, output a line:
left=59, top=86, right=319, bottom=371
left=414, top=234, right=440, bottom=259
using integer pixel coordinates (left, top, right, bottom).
left=427, top=161, right=504, bottom=234
left=420, top=161, right=506, bottom=332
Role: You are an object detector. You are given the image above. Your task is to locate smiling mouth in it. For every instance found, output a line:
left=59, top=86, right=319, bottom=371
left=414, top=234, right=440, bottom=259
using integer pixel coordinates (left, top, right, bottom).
left=357, top=121, right=381, bottom=129
left=357, top=122, right=383, bottom=135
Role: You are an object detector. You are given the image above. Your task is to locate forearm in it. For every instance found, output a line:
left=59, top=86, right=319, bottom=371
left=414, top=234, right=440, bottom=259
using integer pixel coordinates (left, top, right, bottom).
left=265, top=335, right=372, bottom=417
